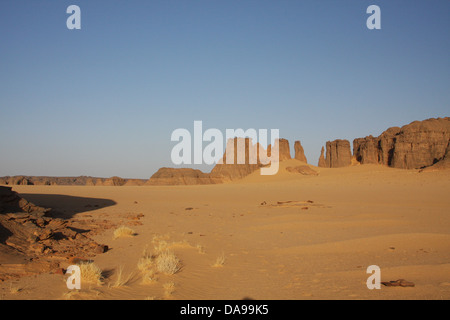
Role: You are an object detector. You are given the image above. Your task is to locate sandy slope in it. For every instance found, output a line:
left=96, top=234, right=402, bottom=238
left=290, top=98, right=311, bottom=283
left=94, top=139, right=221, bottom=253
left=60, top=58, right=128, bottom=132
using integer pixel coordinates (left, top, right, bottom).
left=1, top=161, right=449, bottom=300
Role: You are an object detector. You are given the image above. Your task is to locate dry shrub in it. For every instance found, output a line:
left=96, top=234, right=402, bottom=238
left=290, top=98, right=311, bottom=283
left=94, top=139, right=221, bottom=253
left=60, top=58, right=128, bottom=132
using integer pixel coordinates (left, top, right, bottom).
left=110, top=266, right=135, bottom=288
left=78, top=261, right=103, bottom=285
left=113, top=226, right=136, bottom=239
left=155, top=250, right=182, bottom=275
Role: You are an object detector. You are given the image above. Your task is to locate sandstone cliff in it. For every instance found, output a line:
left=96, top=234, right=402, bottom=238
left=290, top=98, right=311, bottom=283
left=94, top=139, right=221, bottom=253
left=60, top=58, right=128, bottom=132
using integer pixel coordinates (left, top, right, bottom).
left=146, top=168, right=217, bottom=185
left=294, top=140, right=307, bottom=163
left=210, top=137, right=264, bottom=182
left=323, top=140, right=352, bottom=168
left=353, top=117, right=450, bottom=169
left=318, top=146, right=326, bottom=168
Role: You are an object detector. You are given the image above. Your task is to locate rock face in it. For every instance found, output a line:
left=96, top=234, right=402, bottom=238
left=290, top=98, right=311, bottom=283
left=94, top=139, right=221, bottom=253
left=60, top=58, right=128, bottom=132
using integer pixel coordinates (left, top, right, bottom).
left=354, top=117, right=450, bottom=169
left=0, top=176, right=147, bottom=186
left=0, top=187, right=111, bottom=280
left=420, top=140, right=450, bottom=171
left=103, top=176, right=126, bottom=186
left=147, top=168, right=217, bottom=185
left=318, top=146, right=326, bottom=168
left=268, top=138, right=291, bottom=162
left=294, top=141, right=307, bottom=163
left=210, top=137, right=265, bottom=182
left=323, top=140, right=352, bottom=168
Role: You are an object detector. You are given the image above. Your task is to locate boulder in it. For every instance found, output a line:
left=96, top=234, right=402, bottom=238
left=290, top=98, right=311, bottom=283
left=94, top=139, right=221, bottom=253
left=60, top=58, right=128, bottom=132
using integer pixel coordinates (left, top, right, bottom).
left=318, top=146, right=326, bottom=168
left=147, top=168, right=216, bottom=185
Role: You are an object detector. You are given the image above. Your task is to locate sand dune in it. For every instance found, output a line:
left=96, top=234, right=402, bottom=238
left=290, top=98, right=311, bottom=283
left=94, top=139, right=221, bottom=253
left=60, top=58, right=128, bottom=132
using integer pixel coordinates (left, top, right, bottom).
left=0, top=164, right=449, bottom=300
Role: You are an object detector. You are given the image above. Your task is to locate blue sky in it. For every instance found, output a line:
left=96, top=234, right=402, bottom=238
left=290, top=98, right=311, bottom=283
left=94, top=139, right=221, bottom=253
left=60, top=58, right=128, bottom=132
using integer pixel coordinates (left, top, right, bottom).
left=1, top=0, right=449, bottom=178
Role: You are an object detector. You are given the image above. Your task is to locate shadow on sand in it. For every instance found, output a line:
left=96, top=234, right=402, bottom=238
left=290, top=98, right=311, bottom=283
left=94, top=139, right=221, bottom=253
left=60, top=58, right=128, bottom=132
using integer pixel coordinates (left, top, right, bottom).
left=19, top=193, right=117, bottom=219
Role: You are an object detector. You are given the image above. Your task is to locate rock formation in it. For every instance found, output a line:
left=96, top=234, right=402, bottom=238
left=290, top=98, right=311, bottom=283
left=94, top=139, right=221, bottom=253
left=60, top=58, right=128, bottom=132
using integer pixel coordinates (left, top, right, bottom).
left=0, top=176, right=147, bottom=186
left=294, top=141, right=307, bottom=163
left=146, top=168, right=217, bottom=185
left=318, top=146, right=326, bottom=168
left=268, top=138, right=291, bottom=162
left=149, top=137, right=293, bottom=185
left=353, top=117, right=450, bottom=169
left=0, top=187, right=110, bottom=280
left=323, top=139, right=352, bottom=168
left=420, top=140, right=450, bottom=171
left=210, top=137, right=265, bottom=182
left=103, top=176, right=126, bottom=186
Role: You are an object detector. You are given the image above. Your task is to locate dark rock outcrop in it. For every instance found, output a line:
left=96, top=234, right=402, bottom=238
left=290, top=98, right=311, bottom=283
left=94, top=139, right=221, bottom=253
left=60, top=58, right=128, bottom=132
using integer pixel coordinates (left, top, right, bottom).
left=0, top=186, right=112, bottom=280
left=420, top=139, right=450, bottom=171
left=210, top=137, right=265, bottom=182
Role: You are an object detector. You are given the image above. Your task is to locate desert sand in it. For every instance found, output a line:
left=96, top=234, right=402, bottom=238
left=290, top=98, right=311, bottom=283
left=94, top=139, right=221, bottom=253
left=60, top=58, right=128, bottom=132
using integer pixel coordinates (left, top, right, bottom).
left=1, top=160, right=449, bottom=300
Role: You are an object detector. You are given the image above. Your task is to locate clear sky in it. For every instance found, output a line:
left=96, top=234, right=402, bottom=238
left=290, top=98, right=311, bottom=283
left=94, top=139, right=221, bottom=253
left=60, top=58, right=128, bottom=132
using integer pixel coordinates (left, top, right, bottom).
left=1, top=0, right=449, bottom=179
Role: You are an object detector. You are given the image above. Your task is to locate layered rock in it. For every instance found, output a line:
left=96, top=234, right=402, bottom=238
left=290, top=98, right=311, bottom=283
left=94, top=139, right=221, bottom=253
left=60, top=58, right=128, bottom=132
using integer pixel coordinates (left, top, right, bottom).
left=318, top=146, right=326, bottom=168
left=267, top=138, right=291, bottom=162
left=146, top=168, right=217, bottom=185
left=294, top=141, right=307, bottom=163
left=420, top=140, right=450, bottom=171
left=210, top=137, right=265, bottom=182
left=324, top=140, right=352, bottom=168
left=0, top=187, right=111, bottom=280
left=102, top=176, right=126, bottom=186
left=354, top=117, right=450, bottom=169
left=0, top=176, right=147, bottom=186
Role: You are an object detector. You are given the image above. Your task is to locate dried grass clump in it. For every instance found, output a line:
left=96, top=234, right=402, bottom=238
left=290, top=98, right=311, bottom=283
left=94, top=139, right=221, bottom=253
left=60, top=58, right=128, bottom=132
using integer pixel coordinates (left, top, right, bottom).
left=110, top=266, right=135, bottom=288
left=155, top=250, right=182, bottom=275
left=113, top=226, right=136, bottom=239
left=78, top=262, right=103, bottom=285
left=212, top=253, right=226, bottom=268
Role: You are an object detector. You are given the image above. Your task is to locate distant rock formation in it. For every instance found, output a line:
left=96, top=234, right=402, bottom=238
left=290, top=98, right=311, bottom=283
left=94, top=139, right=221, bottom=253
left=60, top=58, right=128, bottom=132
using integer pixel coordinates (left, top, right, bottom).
left=124, top=179, right=146, bottom=186
left=146, top=168, right=217, bottom=185
left=102, top=176, right=126, bottom=186
left=353, top=117, right=450, bottom=169
left=268, top=138, right=291, bottom=162
left=294, top=141, right=307, bottom=163
left=322, top=139, right=352, bottom=168
left=318, top=146, right=326, bottom=168
left=0, top=176, right=147, bottom=186
left=147, top=137, right=293, bottom=185
left=420, top=140, right=450, bottom=171
left=210, top=137, right=265, bottom=182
